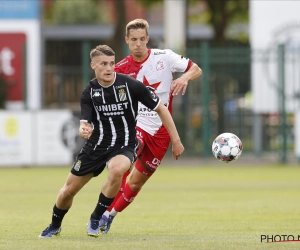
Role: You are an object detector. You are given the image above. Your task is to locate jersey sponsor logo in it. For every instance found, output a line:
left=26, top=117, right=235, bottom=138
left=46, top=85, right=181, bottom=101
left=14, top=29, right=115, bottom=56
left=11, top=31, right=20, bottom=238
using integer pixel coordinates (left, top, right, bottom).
left=118, top=89, right=127, bottom=101
left=153, top=51, right=166, bottom=55
left=138, top=106, right=159, bottom=116
left=146, top=158, right=161, bottom=170
left=95, top=102, right=129, bottom=112
left=74, top=160, right=81, bottom=171
left=103, top=111, right=124, bottom=116
left=156, top=61, right=164, bottom=71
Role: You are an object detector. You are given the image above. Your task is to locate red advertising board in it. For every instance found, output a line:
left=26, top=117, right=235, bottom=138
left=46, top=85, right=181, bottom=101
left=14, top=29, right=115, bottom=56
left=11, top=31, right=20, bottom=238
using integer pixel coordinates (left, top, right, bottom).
left=0, top=33, right=26, bottom=101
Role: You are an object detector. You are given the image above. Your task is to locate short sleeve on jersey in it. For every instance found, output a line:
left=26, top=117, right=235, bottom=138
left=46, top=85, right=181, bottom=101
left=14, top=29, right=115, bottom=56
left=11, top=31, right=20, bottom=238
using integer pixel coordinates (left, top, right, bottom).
left=164, top=49, right=191, bottom=73
left=80, top=87, right=93, bottom=122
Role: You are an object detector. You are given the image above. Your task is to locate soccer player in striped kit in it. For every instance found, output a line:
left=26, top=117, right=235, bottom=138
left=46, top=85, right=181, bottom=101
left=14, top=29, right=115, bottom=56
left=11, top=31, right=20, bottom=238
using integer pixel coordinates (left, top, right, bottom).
left=39, top=44, right=184, bottom=238
left=99, top=19, right=202, bottom=234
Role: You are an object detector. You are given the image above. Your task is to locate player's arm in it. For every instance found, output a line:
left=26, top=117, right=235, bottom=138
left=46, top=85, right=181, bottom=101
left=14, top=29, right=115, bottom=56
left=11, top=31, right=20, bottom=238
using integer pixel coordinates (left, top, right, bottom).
left=171, top=62, right=202, bottom=96
left=154, top=102, right=184, bottom=160
left=79, top=121, right=93, bottom=139
left=79, top=87, right=93, bottom=139
left=133, top=78, right=184, bottom=159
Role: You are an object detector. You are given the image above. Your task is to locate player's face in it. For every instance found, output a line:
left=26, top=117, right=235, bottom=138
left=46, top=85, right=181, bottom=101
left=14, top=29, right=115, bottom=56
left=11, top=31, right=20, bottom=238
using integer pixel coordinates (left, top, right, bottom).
left=125, top=28, right=149, bottom=61
left=90, top=55, right=115, bottom=85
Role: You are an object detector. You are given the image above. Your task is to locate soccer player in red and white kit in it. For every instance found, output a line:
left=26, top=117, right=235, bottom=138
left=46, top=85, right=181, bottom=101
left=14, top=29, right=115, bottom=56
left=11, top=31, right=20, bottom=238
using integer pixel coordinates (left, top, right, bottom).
left=98, top=19, right=202, bottom=234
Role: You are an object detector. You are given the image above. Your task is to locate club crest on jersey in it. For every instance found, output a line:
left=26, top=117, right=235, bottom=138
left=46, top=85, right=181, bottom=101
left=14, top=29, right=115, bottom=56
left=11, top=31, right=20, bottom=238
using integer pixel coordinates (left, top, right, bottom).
left=74, top=160, right=81, bottom=171
left=156, top=61, right=164, bottom=71
left=118, top=89, right=127, bottom=101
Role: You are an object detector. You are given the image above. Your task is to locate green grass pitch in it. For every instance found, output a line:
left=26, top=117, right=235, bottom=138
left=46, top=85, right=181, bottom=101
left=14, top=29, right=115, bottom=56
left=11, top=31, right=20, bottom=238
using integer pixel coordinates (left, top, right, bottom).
left=1, top=163, right=300, bottom=250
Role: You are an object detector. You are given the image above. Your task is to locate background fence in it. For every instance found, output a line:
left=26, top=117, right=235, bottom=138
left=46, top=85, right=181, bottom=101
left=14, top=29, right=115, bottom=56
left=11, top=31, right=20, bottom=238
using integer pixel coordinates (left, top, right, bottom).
left=42, top=41, right=299, bottom=162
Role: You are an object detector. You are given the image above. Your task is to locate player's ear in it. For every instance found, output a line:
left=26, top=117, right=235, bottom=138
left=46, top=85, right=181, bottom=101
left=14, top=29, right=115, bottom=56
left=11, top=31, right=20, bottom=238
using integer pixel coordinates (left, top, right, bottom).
left=90, top=62, right=95, bottom=70
left=125, top=36, right=129, bottom=44
left=146, top=36, right=150, bottom=44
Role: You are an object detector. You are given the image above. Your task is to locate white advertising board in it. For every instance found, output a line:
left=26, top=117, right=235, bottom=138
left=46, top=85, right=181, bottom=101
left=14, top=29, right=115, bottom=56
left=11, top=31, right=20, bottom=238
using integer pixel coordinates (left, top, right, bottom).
left=35, top=110, right=74, bottom=166
left=0, top=110, right=80, bottom=167
left=0, top=111, right=33, bottom=166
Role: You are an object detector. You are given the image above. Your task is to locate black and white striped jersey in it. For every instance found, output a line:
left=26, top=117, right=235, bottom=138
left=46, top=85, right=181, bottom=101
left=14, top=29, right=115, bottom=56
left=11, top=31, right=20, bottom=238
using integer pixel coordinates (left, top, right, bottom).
left=80, top=73, right=160, bottom=151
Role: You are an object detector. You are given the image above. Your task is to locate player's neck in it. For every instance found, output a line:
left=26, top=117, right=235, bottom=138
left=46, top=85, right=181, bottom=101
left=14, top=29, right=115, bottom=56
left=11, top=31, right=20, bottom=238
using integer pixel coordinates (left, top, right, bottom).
left=97, top=76, right=115, bottom=87
left=132, top=55, right=146, bottom=62
left=132, top=49, right=150, bottom=62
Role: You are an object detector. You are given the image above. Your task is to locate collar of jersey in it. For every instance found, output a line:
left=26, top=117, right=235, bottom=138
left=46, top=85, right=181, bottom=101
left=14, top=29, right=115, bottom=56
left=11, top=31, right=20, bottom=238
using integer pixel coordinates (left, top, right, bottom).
left=131, top=48, right=151, bottom=64
left=97, top=72, right=116, bottom=88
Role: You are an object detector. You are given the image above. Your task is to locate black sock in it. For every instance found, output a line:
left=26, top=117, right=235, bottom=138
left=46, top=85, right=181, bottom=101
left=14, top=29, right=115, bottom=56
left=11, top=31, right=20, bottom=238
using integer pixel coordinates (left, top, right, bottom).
left=51, top=204, right=68, bottom=228
left=91, top=193, right=114, bottom=220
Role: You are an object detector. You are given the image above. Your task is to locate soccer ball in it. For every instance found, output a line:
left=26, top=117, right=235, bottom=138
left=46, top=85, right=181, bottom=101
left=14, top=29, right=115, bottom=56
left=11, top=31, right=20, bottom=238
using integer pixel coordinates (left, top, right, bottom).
left=212, top=133, right=243, bottom=163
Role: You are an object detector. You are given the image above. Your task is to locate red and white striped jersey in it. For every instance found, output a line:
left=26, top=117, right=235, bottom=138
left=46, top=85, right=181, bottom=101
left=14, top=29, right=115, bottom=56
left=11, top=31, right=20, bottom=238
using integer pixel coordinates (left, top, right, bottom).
left=115, top=48, right=192, bottom=136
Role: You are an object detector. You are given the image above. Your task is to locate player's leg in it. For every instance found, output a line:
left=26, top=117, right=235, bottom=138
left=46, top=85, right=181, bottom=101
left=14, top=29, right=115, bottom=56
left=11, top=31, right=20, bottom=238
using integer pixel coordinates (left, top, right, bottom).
left=88, top=150, right=133, bottom=237
left=106, top=168, right=131, bottom=212
left=109, top=152, right=152, bottom=212
left=106, top=129, right=145, bottom=212
left=39, top=172, right=94, bottom=238
left=102, top=154, right=132, bottom=197
left=113, top=131, right=170, bottom=213
left=101, top=132, right=170, bottom=234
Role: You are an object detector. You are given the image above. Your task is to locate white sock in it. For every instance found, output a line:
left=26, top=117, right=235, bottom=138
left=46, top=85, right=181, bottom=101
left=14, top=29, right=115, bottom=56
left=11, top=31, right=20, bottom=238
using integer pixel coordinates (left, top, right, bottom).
left=110, top=208, right=118, bottom=217
left=103, top=210, right=110, bottom=218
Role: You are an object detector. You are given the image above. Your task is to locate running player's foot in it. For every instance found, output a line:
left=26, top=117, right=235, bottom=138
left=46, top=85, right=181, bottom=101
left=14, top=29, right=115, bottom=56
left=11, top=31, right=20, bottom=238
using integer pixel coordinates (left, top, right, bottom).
left=100, top=215, right=115, bottom=234
left=86, top=218, right=101, bottom=237
left=39, top=224, right=61, bottom=238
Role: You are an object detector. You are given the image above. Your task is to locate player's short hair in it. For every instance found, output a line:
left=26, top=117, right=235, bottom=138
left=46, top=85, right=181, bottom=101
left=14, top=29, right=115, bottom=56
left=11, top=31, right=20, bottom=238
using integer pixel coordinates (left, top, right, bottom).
left=126, top=19, right=149, bottom=37
left=90, top=45, right=115, bottom=60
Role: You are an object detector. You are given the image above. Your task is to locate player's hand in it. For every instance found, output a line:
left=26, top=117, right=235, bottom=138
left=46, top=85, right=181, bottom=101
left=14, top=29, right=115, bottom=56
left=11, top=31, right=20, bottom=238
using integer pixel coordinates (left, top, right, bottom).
left=79, top=122, right=93, bottom=139
left=171, top=76, right=188, bottom=96
left=172, top=140, right=184, bottom=160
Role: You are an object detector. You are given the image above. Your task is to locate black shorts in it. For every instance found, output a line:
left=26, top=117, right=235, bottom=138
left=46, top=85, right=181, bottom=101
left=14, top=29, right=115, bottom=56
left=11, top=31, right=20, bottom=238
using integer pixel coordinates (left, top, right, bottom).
left=70, top=144, right=137, bottom=177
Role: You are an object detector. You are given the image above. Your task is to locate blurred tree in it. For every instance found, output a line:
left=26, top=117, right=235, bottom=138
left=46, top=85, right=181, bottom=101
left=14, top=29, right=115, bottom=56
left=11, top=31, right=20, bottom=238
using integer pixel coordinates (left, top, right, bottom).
left=205, top=0, right=248, bottom=44
left=107, top=0, right=127, bottom=62
left=139, top=0, right=248, bottom=44
left=51, top=0, right=103, bottom=24
left=204, top=0, right=249, bottom=136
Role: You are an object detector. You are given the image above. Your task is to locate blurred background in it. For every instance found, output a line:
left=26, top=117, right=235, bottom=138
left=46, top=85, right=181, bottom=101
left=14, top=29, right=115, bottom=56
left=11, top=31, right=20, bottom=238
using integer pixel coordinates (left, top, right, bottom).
left=0, top=0, right=299, bottom=167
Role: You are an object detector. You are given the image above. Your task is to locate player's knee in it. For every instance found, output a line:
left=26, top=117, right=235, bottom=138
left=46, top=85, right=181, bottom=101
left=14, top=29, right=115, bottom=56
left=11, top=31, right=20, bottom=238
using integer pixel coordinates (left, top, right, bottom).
left=108, top=163, right=126, bottom=180
left=108, top=159, right=130, bottom=176
left=128, top=182, right=142, bottom=192
left=60, top=186, right=76, bottom=200
left=128, top=176, right=146, bottom=192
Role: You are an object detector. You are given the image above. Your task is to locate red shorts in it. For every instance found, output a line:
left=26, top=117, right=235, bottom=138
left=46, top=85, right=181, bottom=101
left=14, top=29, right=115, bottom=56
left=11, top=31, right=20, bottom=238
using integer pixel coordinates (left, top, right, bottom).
left=135, top=126, right=170, bottom=176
